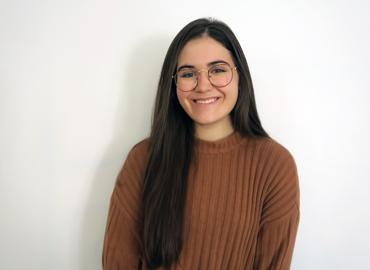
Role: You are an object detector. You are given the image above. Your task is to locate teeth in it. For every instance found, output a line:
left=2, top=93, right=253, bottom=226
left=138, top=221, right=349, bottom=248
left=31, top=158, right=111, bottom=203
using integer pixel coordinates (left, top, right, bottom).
left=195, top=97, right=218, bottom=104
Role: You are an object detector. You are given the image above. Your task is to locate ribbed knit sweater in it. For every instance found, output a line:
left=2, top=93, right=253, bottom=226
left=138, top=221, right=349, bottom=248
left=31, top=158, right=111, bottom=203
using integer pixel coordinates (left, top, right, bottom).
left=102, top=131, right=300, bottom=270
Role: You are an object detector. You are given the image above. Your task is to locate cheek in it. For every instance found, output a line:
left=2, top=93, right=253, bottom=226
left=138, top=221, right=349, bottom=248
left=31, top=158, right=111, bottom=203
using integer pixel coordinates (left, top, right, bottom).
left=176, top=90, right=189, bottom=107
left=230, top=79, right=239, bottom=103
left=224, top=78, right=238, bottom=99
left=224, top=90, right=238, bottom=113
left=231, top=86, right=239, bottom=102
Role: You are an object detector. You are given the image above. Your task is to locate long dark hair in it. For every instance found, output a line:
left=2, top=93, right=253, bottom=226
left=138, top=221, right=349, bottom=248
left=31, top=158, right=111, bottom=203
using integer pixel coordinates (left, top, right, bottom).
left=142, top=17, right=269, bottom=269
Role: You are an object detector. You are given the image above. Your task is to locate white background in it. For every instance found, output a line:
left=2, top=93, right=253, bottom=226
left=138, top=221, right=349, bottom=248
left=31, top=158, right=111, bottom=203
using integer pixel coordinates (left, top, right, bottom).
left=1, top=0, right=369, bottom=269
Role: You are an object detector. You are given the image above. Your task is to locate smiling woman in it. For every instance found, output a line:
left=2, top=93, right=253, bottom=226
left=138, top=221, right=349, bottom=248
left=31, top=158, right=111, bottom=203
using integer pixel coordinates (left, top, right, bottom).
left=102, top=17, right=300, bottom=270
left=175, top=36, right=239, bottom=140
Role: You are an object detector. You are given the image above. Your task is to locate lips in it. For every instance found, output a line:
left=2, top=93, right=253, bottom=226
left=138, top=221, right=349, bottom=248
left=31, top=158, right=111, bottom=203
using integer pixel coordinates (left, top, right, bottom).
left=192, top=97, right=220, bottom=104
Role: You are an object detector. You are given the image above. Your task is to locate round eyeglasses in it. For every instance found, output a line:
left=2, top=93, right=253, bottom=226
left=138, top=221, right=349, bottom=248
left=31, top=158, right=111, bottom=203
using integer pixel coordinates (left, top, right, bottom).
left=173, top=63, right=237, bottom=92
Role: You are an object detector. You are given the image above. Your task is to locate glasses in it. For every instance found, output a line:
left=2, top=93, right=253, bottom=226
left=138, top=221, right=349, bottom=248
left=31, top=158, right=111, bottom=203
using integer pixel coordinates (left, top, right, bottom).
left=173, top=63, right=237, bottom=92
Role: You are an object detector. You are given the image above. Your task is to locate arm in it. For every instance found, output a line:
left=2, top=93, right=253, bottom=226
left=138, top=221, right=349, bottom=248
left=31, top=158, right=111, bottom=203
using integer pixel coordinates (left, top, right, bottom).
left=253, top=143, right=300, bottom=270
left=102, top=140, right=148, bottom=270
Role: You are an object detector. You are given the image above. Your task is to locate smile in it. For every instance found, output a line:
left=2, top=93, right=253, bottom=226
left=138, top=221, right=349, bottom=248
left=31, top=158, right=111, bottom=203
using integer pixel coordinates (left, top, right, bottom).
left=193, top=97, right=220, bottom=104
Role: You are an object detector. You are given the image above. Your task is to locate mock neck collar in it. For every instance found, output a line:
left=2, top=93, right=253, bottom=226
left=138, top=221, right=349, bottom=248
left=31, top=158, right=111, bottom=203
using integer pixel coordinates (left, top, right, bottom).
left=194, top=130, right=245, bottom=154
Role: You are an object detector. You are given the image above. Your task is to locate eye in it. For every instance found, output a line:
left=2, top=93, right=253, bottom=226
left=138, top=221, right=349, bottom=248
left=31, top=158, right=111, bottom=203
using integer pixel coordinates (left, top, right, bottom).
left=178, top=69, right=195, bottom=78
left=210, top=65, right=227, bottom=74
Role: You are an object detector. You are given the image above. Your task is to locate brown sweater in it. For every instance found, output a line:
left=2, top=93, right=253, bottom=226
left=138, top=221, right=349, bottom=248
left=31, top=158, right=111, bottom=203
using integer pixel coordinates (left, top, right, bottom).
left=102, top=131, right=300, bottom=270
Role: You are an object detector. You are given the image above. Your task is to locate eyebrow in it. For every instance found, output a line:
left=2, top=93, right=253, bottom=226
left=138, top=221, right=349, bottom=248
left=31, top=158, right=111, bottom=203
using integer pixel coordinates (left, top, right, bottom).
left=177, top=60, right=229, bottom=71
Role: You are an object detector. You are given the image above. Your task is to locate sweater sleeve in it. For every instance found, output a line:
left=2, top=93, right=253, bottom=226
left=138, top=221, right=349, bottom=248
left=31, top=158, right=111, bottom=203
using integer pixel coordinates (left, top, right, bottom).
left=102, top=140, right=148, bottom=270
left=253, top=142, right=300, bottom=270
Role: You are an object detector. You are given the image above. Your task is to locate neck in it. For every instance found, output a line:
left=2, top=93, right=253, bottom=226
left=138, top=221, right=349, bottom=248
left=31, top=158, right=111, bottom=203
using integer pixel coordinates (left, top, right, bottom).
left=195, top=117, right=234, bottom=141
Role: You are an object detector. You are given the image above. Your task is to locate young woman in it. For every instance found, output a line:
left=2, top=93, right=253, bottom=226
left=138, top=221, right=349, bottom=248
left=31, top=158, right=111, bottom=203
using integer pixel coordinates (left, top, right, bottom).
left=102, top=18, right=300, bottom=270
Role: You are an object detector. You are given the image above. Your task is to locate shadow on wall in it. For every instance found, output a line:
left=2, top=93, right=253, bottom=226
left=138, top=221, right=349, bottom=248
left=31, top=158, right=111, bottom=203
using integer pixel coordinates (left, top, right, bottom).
left=77, top=35, right=172, bottom=270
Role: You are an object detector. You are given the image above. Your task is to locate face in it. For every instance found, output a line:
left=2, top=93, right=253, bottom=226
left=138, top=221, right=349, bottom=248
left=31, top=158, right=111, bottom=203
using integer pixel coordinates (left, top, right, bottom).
left=176, top=36, right=239, bottom=132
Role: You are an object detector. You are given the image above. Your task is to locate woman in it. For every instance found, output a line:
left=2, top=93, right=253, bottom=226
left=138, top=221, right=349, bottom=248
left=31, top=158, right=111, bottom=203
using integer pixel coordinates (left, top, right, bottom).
left=102, top=17, right=300, bottom=270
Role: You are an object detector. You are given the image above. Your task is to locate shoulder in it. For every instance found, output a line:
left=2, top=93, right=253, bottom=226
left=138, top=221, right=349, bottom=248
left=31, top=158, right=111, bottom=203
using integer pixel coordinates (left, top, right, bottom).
left=248, top=137, right=300, bottom=223
left=115, top=137, right=150, bottom=186
left=243, top=136, right=297, bottom=169
left=127, top=137, right=150, bottom=160
left=112, top=138, right=151, bottom=213
left=242, top=136, right=299, bottom=199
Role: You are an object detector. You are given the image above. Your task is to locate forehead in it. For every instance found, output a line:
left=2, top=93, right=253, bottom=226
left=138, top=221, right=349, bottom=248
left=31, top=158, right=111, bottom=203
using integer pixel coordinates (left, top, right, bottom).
left=177, top=36, right=234, bottom=67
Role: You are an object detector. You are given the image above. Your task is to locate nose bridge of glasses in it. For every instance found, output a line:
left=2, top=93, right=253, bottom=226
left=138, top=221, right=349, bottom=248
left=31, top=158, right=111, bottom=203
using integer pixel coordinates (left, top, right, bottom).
left=196, top=68, right=209, bottom=75
left=195, top=68, right=211, bottom=81
left=195, top=68, right=212, bottom=86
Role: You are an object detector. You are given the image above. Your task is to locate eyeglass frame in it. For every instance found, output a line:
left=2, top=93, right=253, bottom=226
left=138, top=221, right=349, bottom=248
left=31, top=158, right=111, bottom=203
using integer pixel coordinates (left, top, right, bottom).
left=172, top=62, right=238, bottom=92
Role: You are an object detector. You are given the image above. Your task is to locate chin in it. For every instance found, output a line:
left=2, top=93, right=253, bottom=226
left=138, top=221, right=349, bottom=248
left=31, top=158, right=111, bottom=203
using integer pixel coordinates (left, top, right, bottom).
left=191, top=115, right=228, bottom=127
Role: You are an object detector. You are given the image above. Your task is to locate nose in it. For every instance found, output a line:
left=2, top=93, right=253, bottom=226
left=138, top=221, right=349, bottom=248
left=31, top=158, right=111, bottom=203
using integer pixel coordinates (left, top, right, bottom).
left=195, top=69, right=212, bottom=92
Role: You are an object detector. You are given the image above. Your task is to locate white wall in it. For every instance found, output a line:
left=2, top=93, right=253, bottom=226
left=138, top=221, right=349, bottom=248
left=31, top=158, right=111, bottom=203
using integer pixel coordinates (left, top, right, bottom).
left=1, top=0, right=369, bottom=269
